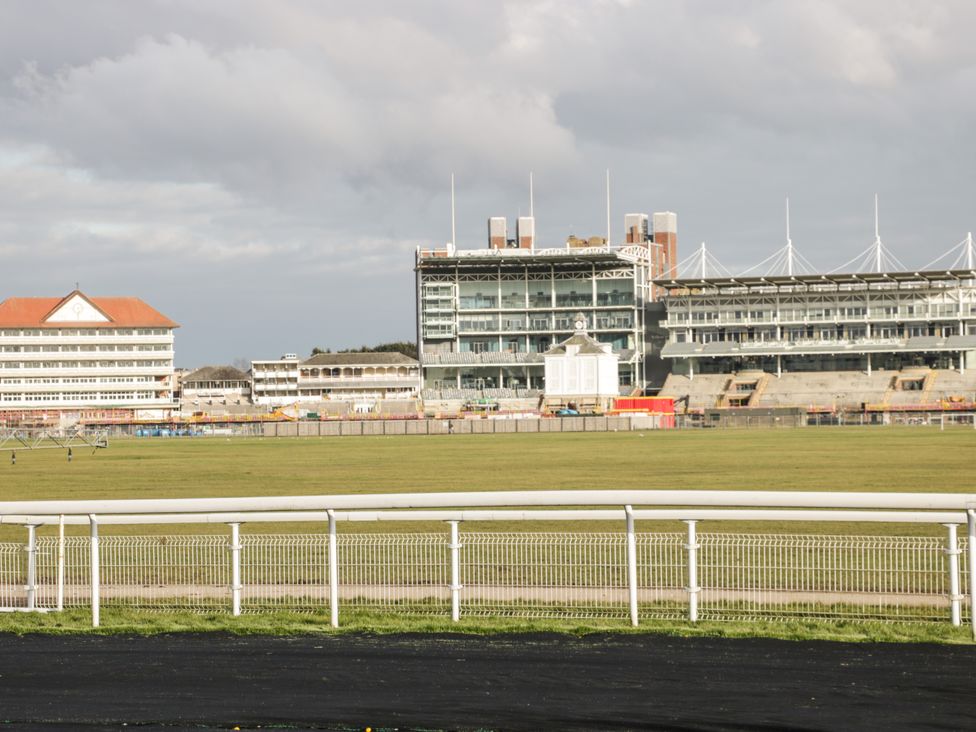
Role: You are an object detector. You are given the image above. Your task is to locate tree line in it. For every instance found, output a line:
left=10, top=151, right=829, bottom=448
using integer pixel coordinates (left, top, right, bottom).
left=311, top=341, right=418, bottom=359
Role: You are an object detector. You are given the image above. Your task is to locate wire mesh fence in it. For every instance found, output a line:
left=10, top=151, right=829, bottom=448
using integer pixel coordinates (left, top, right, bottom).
left=240, top=534, right=328, bottom=612
left=0, top=542, right=24, bottom=609
left=340, top=533, right=450, bottom=614
left=0, top=530, right=970, bottom=625
left=461, top=533, right=631, bottom=618
left=697, top=534, right=956, bottom=622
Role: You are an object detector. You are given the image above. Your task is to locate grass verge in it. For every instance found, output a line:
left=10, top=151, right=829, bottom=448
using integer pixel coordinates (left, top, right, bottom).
left=0, top=607, right=971, bottom=644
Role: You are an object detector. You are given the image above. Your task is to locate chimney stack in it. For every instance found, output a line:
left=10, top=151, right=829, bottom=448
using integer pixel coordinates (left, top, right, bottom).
left=516, top=216, right=535, bottom=249
left=624, top=213, right=649, bottom=245
left=488, top=217, right=507, bottom=249
left=650, top=211, right=678, bottom=299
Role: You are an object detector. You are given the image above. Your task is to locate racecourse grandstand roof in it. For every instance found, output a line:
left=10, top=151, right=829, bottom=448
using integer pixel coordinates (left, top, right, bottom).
left=653, top=268, right=976, bottom=291
left=302, top=352, right=418, bottom=367
left=0, top=290, right=178, bottom=328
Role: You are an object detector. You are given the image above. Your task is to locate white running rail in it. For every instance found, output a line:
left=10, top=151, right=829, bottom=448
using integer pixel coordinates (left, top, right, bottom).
left=0, top=491, right=973, bottom=637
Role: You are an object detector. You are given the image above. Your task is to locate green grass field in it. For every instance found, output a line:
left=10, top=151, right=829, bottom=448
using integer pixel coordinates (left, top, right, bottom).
left=1, top=425, right=973, bottom=538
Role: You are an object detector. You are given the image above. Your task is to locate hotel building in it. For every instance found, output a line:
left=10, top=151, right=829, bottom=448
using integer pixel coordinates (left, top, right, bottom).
left=0, top=290, right=178, bottom=423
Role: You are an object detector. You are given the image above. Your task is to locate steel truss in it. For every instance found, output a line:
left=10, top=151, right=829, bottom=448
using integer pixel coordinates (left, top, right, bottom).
left=0, top=427, right=108, bottom=458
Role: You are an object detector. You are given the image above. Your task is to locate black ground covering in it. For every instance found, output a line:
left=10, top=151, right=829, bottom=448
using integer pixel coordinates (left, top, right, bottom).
left=0, top=632, right=973, bottom=731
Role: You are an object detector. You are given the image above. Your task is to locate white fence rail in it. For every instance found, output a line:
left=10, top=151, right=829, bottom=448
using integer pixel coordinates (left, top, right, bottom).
left=0, top=490, right=974, bottom=635
left=0, top=526, right=971, bottom=627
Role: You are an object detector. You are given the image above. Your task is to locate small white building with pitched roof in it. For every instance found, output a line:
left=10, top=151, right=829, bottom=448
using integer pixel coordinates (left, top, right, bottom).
left=543, top=314, right=620, bottom=400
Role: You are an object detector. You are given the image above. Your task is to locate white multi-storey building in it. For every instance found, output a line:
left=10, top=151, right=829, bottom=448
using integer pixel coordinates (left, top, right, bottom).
left=0, top=290, right=178, bottom=423
left=251, top=353, right=421, bottom=406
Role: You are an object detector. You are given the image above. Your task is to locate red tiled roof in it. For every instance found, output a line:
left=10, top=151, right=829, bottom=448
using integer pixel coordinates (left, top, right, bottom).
left=0, top=291, right=179, bottom=328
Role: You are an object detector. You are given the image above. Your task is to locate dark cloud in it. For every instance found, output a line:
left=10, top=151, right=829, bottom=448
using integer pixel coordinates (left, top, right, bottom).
left=1, top=1, right=975, bottom=364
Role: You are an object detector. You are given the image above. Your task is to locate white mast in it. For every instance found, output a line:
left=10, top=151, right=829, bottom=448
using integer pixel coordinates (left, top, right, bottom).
left=967, top=231, right=974, bottom=270
left=700, top=242, right=707, bottom=278
left=605, top=169, right=611, bottom=245
left=450, top=173, right=456, bottom=247
left=529, top=172, right=534, bottom=218
left=785, top=197, right=795, bottom=276
left=873, top=193, right=882, bottom=273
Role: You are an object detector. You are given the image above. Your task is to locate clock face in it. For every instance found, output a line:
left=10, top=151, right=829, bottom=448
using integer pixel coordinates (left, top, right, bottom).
left=574, top=319, right=585, bottom=330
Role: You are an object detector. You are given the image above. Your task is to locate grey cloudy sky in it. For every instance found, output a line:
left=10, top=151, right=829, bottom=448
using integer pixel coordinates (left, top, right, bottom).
left=2, top=1, right=975, bottom=366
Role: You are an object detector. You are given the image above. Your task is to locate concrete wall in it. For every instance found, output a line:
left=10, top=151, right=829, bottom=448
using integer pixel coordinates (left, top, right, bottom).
left=258, top=415, right=655, bottom=437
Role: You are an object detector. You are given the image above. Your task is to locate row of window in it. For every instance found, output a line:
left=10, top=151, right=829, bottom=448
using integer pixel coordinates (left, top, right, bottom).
left=454, top=293, right=634, bottom=310
left=455, top=312, right=634, bottom=332
left=672, top=304, right=976, bottom=323
left=0, top=328, right=170, bottom=337
left=684, top=323, right=959, bottom=344
left=0, top=344, right=171, bottom=353
left=0, top=360, right=171, bottom=369
left=0, top=392, right=162, bottom=402
left=456, top=334, right=632, bottom=353
left=0, top=377, right=159, bottom=385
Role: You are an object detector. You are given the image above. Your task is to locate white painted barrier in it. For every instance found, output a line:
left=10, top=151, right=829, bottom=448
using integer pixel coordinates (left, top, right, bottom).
left=0, top=491, right=971, bottom=636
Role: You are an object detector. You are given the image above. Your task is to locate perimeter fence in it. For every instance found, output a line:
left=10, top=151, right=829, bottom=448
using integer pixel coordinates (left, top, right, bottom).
left=0, top=520, right=971, bottom=627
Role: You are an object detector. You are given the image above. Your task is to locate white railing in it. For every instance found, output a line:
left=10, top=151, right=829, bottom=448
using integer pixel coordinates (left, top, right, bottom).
left=0, top=491, right=974, bottom=635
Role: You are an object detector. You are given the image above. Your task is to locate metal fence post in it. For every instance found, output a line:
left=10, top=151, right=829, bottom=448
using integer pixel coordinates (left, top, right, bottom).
left=625, top=505, right=638, bottom=627
left=684, top=520, right=700, bottom=622
left=57, top=514, right=65, bottom=612
left=89, top=514, right=100, bottom=628
left=25, top=524, right=37, bottom=611
left=968, top=510, right=975, bottom=641
left=228, top=523, right=241, bottom=617
left=328, top=509, right=338, bottom=628
left=449, top=520, right=462, bottom=622
left=945, top=523, right=962, bottom=626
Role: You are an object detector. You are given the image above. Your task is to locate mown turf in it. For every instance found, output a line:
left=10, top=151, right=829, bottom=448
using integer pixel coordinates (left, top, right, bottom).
left=0, top=606, right=971, bottom=644
left=1, top=426, right=974, bottom=539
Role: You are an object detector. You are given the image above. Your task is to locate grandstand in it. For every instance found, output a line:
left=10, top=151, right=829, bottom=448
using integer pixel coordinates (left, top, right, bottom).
left=656, top=269, right=976, bottom=414
left=414, top=208, right=676, bottom=394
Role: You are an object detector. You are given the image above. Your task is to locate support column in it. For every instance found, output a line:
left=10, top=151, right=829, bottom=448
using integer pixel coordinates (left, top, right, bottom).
left=685, top=520, right=700, bottom=622
left=776, top=354, right=782, bottom=378
left=89, top=514, right=100, bottom=629
left=229, top=523, right=242, bottom=617
left=25, top=524, right=37, bottom=612
left=57, top=514, right=65, bottom=612
left=449, top=521, right=462, bottom=622
left=688, top=358, right=695, bottom=381
left=625, top=505, right=638, bottom=627
left=328, top=510, right=339, bottom=628
left=968, top=510, right=975, bottom=641
left=867, top=352, right=872, bottom=376
left=945, top=523, right=962, bottom=627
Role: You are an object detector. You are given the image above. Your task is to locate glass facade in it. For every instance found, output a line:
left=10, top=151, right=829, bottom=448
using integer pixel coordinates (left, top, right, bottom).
left=416, top=249, right=650, bottom=393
